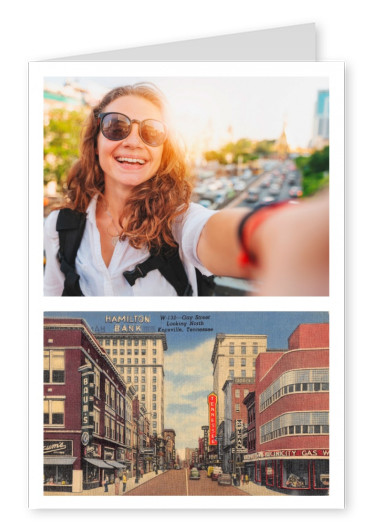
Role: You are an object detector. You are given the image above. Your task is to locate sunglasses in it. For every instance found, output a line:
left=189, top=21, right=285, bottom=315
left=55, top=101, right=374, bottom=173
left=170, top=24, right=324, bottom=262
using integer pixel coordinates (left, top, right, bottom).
left=98, top=112, right=167, bottom=147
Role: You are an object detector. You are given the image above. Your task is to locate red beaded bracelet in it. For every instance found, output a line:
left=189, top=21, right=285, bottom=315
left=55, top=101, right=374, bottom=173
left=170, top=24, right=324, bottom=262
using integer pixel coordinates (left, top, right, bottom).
left=238, top=201, right=294, bottom=268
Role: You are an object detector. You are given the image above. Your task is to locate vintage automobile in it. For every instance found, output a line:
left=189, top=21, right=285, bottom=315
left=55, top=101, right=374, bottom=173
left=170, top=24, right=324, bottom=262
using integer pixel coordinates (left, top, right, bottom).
left=211, top=467, right=223, bottom=481
left=189, top=467, right=200, bottom=480
left=218, top=473, right=232, bottom=486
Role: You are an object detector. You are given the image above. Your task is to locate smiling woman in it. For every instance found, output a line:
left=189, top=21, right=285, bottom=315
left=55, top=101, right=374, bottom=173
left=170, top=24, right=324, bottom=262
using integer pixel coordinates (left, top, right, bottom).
left=43, top=82, right=329, bottom=297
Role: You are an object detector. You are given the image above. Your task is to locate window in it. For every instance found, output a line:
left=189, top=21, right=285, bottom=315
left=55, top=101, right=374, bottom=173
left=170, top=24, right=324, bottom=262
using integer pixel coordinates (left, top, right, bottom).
left=141, top=394, right=145, bottom=401
left=141, top=350, right=146, bottom=356
left=120, top=358, right=124, bottom=364
left=141, top=385, right=145, bottom=392
left=135, top=358, right=139, bottom=364
left=241, top=370, right=246, bottom=377
left=153, top=349, right=157, bottom=355
left=134, top=340, right=139, bottom=346
left=134, top=376, right=138, bottom=383
left=142, top=367, right=146, bottom=374
left=153, top=339, right=156, bottom=346
left=153, top=385, right=157, bottom=392
left=252, top=342, right=258, bottom=354
left=44, top=399, right=65, bottom=425
left=105, top=380, right=110, bottom=404
left=113, top=349, right=117, bottom=355
left=229, top=370, right=234, bottom=378
left=127, top=368, right=131, bottom=374
left=229, top=358, right=234, bottom=367
left=127, top=339, right=132, bottom=346
left=235, top=389, right=240, bottom=398
left=153, top=377, right=156, bottom=383
left=142, top=339, right=146, bottom=345
left=110, top=385, right=115, bottom=408
left=153, top=394, right=156, bottom=401
left=153, top=421, right=157, bottom=428
left=94, top=409, right=100, bottom=434
left=134, top=367, right=139, bottom=374
left=244, top=389, right=249, bottom=397
left=241, top=343, right=246, bottom=354
left=229, top=342, right=234, bottom=354
left=44, top=350, right=65, bottom=383
left=153, top=358, right=156, bottom=364
left=241, top=358, right=246, bottom=366
left=120, top=349, right=124, bottom=355
left=113, top=358, right=117, bottom=364
left=106, top=349, right=110, bottom=355
left=127, top=376, right=131, bottom=383
left=235, top=403, right=240, bottom=412
left=141, top=377, right=146, bottom=383
left=153, top=368, right=157, bottom=374
left=152, top=403, right=156, bottom=410
left=94, top=367, right=100, bottom=397
left=120, top=339, right=125, bottom=346
left=142, top=359, right=146, bottom=365
left=105, top=339, right=110, bottom=345
left=113, top=340, right=118, bottom=346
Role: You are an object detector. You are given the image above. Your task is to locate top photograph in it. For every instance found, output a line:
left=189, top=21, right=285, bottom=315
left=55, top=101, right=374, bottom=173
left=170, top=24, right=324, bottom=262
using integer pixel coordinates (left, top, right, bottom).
left=43, top=75, right=330, bottom=297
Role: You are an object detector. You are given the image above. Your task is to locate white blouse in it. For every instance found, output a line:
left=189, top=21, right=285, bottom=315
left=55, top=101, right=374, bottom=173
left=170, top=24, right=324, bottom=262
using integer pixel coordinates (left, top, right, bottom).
left=44, top=196, right=217, bottom=296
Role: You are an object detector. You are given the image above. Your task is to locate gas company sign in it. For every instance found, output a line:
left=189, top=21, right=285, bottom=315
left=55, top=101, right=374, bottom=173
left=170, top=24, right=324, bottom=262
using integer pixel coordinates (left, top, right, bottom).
left=243, top=449, right=330, bottom=461
left=208, top=393, right=218, bottom=446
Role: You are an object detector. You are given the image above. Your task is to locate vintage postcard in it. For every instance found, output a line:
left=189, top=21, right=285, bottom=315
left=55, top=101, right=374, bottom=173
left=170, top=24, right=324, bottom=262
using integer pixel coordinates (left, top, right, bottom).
left=28, top=61, right=344, bottom=509
left=30, top=310, right=343, bottom=509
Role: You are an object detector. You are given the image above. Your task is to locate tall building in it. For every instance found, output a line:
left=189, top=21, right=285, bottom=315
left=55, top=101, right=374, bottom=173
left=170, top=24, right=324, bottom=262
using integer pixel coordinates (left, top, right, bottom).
left=94, top=331, right=167, bottom=437
left=244, top=323, right=329, bottom=495
left=311, top=90, right=329, bottom=149
left=221, top=377, right=254, bottom=473
left=211, top=334, right=267, bottom=426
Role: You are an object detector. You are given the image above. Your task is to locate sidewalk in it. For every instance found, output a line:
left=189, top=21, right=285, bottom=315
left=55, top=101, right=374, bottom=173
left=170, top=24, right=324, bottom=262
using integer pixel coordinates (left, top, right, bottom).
left=236, top=481, right=287, bottom=496
left=44, top=470, right=167, bottom=496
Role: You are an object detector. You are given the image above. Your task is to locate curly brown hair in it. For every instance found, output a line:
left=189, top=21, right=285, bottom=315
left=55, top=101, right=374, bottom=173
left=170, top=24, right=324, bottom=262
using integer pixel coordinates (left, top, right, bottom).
left=63, top=83, right=192, bottom=250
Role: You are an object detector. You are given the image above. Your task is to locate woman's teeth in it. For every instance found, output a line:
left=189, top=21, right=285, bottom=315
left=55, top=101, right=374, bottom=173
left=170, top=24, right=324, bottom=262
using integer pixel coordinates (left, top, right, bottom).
left=116, top=157, right=146, bottom=165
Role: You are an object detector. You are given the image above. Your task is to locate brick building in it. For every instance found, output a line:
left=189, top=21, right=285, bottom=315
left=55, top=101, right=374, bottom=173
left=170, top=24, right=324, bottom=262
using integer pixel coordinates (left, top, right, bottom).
left=243, top=323, right=329, bottom=495
left=44, top=318, right=134, bottom=493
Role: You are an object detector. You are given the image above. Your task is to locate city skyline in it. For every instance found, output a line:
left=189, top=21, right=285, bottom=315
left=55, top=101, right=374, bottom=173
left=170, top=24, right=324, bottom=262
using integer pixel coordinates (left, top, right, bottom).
left=45, top=76, right=329, bottom=152
left=45, top=311, right=329, bottom=451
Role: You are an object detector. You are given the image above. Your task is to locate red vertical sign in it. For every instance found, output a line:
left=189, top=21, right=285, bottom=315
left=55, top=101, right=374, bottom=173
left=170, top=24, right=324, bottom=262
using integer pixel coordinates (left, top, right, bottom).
left=208, top=393, right=218, bottom=446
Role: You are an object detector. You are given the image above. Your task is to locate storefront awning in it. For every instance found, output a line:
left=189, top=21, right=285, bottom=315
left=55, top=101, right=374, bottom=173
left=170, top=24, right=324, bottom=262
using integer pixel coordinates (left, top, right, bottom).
left=44, top=456, right=77, bottom=466
left=104, top=460, right=126, bottom=469
left=84, top=458, right=114, bottom=469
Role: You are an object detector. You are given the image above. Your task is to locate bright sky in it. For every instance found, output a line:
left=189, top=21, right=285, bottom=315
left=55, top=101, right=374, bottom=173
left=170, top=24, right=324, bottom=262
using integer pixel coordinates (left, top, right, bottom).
left=46, top=311, right=329, bottom=451
left=45, top=76, right=329, bottom=152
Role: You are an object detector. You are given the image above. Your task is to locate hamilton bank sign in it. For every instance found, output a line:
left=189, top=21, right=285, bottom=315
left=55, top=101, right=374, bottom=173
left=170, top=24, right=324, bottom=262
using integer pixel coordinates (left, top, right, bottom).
left=105, top=314, right=151, bottom=333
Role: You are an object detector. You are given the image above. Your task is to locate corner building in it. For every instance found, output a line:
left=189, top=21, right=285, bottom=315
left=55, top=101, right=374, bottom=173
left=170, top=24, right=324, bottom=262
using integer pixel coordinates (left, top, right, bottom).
left=244, top=323, right=329, bottom=495
left=94, top=330, right=167, bottom=438
left=44, top=318, right=131, bottom=493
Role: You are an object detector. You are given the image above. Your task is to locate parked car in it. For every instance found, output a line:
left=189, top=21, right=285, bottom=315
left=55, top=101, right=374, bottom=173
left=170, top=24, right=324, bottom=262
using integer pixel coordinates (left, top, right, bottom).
left=211, top=467, right=223, bottom=481
left=218, top=473, right=232, bottom=486
left=189, top=467, right=200, bottom=480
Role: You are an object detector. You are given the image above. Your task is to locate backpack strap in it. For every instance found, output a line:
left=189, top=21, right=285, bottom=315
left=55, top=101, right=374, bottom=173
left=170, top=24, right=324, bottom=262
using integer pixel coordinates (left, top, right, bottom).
left=56, top=208, right=86, bottom=296
left=123, top=245, right=193, bottom=296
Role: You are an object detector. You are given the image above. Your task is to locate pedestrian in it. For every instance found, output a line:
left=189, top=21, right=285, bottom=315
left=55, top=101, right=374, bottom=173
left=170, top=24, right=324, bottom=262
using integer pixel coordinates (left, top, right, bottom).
left=122, top=472, right=127, bottom=494
left=114, top=475, right=120, bottom=495
left=241, top=473, right=244, bottom=485
left=43, top=82, right=329, bottom=298
left=245, top=474, right=249, bottom=485
left=103, top=474, right=109, bottom=493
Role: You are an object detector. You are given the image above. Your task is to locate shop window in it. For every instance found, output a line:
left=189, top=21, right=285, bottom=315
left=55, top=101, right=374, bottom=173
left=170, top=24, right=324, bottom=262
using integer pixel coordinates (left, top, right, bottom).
left=44, top=464, right=72, bottom=487
left=44, top=350, right=65, bottom=383
left=266, top=460, right=274, bottom=486
left=283, top=460, right=309, bottom=489
left=313, top=460, right=329, bottom=489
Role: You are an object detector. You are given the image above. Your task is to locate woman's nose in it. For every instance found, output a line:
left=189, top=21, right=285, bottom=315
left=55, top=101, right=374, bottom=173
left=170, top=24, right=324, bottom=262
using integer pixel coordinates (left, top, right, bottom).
left=122, top=122, right=143, bottom=146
